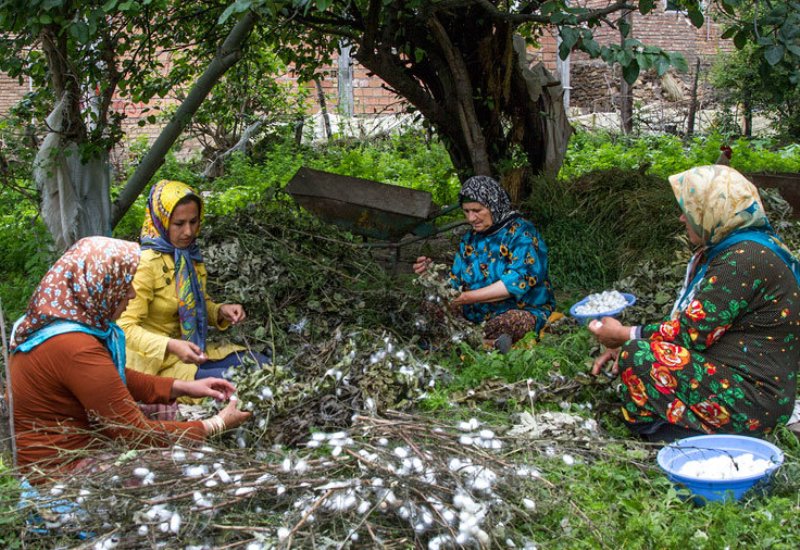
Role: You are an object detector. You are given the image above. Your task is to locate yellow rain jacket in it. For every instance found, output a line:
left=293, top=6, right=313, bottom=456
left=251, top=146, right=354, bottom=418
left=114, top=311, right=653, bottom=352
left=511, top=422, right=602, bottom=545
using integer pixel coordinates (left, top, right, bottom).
left=119, top=249, right=243, bottom=381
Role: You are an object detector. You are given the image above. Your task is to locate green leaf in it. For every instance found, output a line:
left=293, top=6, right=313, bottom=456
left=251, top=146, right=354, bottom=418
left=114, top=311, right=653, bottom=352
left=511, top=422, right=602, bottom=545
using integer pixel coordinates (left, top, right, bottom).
left=218, top=3, right=239, bottom=24
left=622, top=60, right=640, bottom=85
left=655, top=56, right=670, bottom=76
left=414, top=48, right=425, bottom=63
left=687, top=7, right=704, bottom=28
left=69, top=20, right=90, bottom=43
left=669, top=52, right=689, bottom=72
left=558, top=42, right=571, bottom=60
left=720, top=27, right=737, bottom=40
left=765, top=44, right=785, bottom=65
left=583, top=38, right=601, bottom=58
left=733, top=30, right=748, bottom=50
left=720, top=1, right=736, bottom=16
left=619, top=18, right=631, bottom=39
left=560, top=27, right=579, bottom=50
left=639, top=0, right=655, bottom=15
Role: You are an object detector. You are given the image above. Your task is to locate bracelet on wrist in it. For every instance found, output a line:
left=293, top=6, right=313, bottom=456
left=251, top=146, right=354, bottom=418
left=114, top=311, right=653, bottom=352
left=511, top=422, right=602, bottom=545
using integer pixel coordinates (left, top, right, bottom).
left=202, top=414, right=226, bottom=437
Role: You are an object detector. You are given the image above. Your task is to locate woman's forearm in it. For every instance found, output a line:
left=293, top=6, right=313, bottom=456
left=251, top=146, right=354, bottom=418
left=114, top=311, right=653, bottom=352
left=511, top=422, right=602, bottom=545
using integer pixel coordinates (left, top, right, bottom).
left=456, top=280, right=511, bottom=305
left=170, top=379, right=188, bottom=400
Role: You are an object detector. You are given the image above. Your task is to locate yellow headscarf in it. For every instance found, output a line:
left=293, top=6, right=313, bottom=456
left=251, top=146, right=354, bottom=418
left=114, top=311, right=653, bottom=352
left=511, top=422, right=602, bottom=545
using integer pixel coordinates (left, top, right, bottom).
left=668, top=165, right=768, bottom=246
left=140, top=180, right=208, bottom=349
left=141, top=180, right=204, bottom=240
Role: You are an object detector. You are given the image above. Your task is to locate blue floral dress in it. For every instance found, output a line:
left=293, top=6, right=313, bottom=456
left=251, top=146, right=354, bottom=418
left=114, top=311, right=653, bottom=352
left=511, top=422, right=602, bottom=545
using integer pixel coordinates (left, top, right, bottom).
left=450, top=216, right=555, bottom=338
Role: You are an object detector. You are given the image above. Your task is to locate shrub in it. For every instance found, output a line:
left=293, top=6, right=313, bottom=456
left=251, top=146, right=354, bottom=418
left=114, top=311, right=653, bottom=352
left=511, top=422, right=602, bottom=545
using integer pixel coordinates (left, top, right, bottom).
left=526, top=168, right=682, bottom=291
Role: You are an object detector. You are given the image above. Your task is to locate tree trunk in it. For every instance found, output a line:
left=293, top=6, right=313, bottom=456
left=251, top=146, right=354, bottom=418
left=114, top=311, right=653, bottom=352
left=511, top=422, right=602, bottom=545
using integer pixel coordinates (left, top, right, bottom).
left=687, top=57, right=701, bottom=137
left=619, top=12, right=634, bottom=134
left=314, top=77, right=332, bottom=141
left=112, top=10, right=258, bottom=228
left=37, top=25, right=109, bottom=251
left=512, top=36, right=572, bottom=180
left=35, top=93, right=112, bottom=251
left=743, top=91, right=752, bottom=137
left=355, top=29, right=570, bottom=194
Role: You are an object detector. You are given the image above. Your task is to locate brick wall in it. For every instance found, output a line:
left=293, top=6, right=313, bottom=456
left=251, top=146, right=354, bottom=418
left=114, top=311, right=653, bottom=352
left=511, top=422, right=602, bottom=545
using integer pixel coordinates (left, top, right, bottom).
left=569, top=1, right=734, bottom=111
left=0, top=5, right=733, bottom=144
left=0, top=72, right=28, bottom=112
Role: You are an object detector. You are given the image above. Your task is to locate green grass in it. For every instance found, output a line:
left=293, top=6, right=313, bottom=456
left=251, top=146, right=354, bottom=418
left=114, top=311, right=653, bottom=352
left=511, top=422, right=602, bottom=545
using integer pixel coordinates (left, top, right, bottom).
left=1, top=130, right=799, bottom=547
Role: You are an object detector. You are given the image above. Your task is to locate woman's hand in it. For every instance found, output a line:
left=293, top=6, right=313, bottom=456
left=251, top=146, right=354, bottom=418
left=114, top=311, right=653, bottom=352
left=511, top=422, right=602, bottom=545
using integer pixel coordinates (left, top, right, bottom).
left=218, top=399, right=251, bottom=431
left=219, top=303, right=246, bottom=325
left=171, top=378, right=236, bottom=401
left=587, top=317, right=630, bottom=348
left=413, top=256, right=433, bottom=275
left=451, top=291, right=473, bottom=306
left=591, top=347, right=621, bottom=377
left=167, top=338, right=207, bottom=364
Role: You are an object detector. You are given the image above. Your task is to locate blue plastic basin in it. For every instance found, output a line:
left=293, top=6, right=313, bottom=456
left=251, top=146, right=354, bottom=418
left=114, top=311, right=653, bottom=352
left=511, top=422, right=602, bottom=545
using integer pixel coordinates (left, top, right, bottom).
left=569, top=292, right=636, bottom=324
left=657, top=434, right=784, bottom=504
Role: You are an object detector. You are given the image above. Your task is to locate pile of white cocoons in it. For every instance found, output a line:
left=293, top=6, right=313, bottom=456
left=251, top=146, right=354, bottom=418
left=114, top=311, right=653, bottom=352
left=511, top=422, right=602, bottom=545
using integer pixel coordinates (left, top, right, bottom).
left=677, top=453, right=773, bottom=480
left=574, top=290, right=629, bottom=316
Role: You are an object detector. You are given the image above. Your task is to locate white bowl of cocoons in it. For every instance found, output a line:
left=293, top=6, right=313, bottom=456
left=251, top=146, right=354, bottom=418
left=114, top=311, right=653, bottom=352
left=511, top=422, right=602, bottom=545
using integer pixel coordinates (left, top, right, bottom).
left=569, top=290, right=636, bottom=324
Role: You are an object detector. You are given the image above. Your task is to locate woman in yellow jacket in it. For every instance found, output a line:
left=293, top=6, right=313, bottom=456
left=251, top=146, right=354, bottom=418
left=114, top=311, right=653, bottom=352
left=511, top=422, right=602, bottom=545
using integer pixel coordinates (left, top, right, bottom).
left=119, top=180, right=268, bottom=381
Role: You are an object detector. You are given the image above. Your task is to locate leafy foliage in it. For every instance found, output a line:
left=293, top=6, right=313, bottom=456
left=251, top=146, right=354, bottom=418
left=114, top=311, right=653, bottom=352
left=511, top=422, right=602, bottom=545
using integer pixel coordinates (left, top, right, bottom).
left=717, top=0, right=800, bottom=84
left=0, top=1, right=230, bottom=156
left=711, top=44, right=800, bottom=141
left=561, top=131, right=800, bottom=181
left=175, top=34, right=309, bottom=173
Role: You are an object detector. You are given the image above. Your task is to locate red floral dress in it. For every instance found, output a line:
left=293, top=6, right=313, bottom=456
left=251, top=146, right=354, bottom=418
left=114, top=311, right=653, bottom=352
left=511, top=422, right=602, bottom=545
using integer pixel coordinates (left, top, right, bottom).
left=617, top=242, right=800, bottom=435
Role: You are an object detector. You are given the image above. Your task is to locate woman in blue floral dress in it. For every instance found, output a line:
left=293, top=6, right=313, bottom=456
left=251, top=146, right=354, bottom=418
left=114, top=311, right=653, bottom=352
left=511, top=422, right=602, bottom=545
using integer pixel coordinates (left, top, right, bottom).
left=415, top=176, right=555, bottom=350
left=590, top=165, right=800, bottom=441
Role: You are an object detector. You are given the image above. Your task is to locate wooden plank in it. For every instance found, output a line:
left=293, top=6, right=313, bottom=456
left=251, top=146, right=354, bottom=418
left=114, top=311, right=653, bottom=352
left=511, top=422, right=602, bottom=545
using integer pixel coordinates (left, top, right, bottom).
left=286, top=167, right=434, bottom=218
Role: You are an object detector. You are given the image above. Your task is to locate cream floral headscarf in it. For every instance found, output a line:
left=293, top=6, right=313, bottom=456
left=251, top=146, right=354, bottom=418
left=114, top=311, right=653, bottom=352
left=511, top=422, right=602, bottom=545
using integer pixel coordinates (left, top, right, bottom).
left=668, top=165, right=768, bottom=246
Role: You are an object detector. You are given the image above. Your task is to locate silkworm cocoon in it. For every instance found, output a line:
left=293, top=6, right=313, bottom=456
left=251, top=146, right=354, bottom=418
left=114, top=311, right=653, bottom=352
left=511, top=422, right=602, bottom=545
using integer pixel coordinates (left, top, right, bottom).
left=169, top=513, right=181, bottom=534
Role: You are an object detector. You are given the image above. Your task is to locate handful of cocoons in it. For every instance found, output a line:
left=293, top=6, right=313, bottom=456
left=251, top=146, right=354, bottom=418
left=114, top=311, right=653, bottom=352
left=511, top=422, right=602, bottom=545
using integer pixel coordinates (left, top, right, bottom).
left=574, top=290, right=628, bottom=316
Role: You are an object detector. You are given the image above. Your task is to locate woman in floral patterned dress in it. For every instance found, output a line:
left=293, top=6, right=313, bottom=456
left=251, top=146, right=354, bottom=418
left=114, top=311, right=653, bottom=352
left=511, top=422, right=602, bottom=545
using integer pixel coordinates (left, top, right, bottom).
left=590, top=165, right=800, bottom=441
left=414, top=176, right=556, bottom=351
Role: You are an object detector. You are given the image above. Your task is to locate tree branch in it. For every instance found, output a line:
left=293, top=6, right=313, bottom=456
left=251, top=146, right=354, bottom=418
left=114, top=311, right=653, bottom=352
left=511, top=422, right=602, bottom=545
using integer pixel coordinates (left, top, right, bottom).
left=432, top=0, right=636, bottom=25
left=427, top=15, right=491, bottom=175
left=111, top=9, right=259, bottom=227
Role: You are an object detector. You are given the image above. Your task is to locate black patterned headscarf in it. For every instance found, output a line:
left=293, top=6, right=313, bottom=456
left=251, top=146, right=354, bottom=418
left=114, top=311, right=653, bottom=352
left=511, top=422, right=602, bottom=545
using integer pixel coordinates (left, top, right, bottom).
left=458, top=176, right=518, bottom=233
